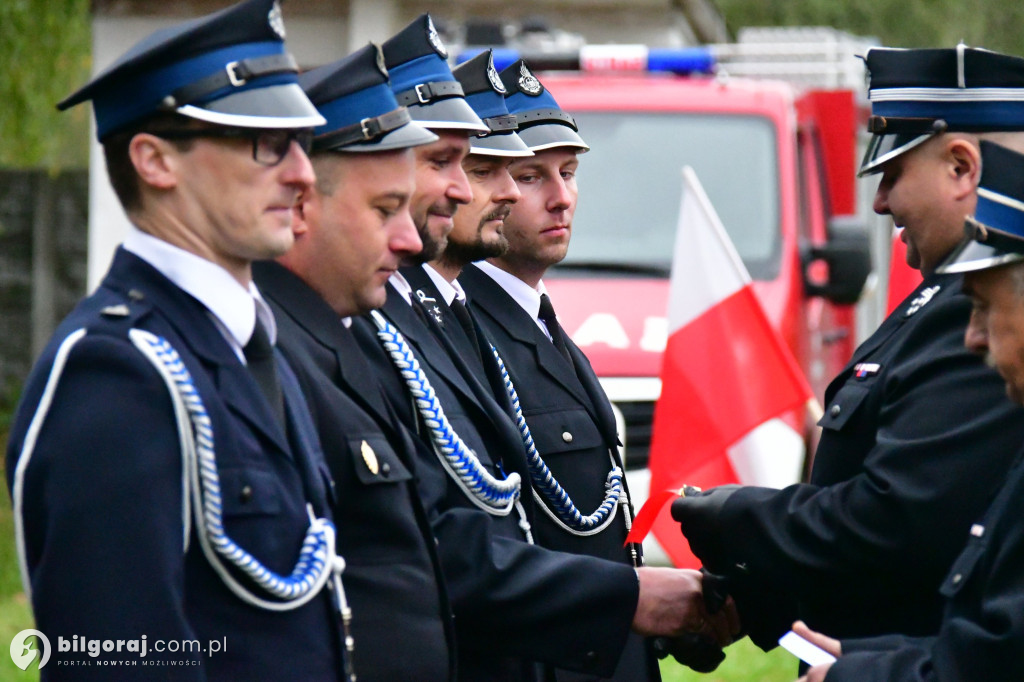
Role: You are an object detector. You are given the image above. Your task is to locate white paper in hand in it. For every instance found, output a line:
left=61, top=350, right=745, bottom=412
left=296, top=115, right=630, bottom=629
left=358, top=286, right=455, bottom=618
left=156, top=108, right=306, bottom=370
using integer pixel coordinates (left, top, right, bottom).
left=778, top=631, right=837, bottom=666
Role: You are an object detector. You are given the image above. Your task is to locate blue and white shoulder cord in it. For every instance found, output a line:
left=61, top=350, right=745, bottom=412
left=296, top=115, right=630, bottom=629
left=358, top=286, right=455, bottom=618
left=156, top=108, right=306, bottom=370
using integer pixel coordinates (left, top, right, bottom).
left=12, top=329, right=356, bottom=681
left=369, top=311, right=534, bottom=543
left=490, top=347, right=635, bottom=548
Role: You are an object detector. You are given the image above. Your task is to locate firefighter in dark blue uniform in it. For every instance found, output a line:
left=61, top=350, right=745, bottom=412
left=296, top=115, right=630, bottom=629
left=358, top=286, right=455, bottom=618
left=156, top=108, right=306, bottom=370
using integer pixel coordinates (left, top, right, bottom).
left=252, top=44, right=460, bottom=681
left=6, top=1, right=350, bottom=678
left=798, top=139, right=1024, bottom=682
left=672, top=46, right=1024, bottom=651
left=352, top=17, right=733, bottom=682
left=458, top=59, right=665, bottom=681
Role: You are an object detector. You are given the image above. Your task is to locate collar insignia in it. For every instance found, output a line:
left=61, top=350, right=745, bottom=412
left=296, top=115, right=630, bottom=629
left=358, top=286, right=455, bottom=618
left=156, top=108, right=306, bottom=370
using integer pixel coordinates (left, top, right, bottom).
left=905, top=285, right=941, bottom=317
left=415, top=289, right=444, bottom=325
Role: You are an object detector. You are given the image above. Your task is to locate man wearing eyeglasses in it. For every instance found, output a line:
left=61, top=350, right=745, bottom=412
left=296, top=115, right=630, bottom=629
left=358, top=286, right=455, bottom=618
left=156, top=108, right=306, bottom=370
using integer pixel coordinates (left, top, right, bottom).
left=5, top=1, right=352, bottom=679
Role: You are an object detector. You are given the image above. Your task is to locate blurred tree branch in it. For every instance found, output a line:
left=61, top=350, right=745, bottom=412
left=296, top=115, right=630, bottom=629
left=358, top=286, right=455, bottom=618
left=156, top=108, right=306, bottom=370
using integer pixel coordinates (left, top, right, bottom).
left=717, top=0, right=1024, bottom=54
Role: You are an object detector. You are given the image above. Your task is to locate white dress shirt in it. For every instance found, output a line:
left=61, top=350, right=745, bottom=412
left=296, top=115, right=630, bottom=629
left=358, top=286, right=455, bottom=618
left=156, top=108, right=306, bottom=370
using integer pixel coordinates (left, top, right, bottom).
left=423, top=263, right=466, bottom=305
left=123, top=225, right=275, bottom=363
left=474, top=260, right=554, bottom=340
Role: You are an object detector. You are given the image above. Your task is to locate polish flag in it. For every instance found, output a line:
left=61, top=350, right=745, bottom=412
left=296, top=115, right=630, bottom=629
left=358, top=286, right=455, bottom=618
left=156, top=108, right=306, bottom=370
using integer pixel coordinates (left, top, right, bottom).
left=636, top=167, right=815, bottom=568
left=886, top=228, right=922, bottom=314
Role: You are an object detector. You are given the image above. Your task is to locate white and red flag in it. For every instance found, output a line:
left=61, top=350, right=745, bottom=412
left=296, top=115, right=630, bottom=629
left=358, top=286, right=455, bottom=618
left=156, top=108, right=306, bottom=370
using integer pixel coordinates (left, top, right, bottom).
left=627, top=167, right=814, bottom=568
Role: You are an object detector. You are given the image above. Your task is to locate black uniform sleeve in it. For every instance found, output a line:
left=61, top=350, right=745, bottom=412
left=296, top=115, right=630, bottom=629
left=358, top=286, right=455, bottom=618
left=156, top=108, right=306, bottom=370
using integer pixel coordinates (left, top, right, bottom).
left=826, top=450, right=1024, bottom=682
left=678, top=293, right=1024, bottom=646
left=434, top=507, right=639, bottom=676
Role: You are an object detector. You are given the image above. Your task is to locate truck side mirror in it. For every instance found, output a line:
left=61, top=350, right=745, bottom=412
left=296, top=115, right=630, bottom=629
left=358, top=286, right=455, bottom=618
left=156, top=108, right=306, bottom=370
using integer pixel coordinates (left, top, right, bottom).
left=802, top=216, right=872, bottom=305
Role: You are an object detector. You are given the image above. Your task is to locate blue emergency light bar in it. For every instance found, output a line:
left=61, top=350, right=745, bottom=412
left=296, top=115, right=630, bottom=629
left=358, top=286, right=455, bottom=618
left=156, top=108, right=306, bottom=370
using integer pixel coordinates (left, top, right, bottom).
left=456, top=45, right=717, bottom=74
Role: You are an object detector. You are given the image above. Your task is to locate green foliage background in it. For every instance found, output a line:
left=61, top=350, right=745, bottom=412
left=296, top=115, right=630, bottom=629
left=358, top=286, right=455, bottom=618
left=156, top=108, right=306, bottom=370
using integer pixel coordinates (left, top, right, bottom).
left=0, top=0, right=92, bottom=169
left=716, top=0, right=1024, bottom=55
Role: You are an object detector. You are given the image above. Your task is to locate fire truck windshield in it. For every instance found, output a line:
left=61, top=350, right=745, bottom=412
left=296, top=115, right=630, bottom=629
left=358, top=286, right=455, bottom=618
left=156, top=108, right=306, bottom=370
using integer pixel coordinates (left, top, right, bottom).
left=557, top=111, right=782, bottom=280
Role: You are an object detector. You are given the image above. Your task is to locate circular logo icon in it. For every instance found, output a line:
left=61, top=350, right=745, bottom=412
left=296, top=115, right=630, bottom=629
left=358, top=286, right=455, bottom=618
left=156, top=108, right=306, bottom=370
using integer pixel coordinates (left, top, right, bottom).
left=10, top=629, right=50, bottom=671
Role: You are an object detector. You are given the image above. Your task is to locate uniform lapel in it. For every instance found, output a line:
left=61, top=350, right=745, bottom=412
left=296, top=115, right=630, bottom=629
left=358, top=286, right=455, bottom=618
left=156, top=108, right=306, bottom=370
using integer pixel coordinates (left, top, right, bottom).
left=380, top=292, right=499, bottom=422
left=564, top=336, right=620, bottom=446
left=106, top=250, right=294, bottom=457
left=255, top=261, right=398, bottom=432
left=461, top=264, right=594, bottom=412
left=401, top=265, right=484, bottom=363
left=840, top=273, right=956, bottom=375
left=378, top=289, right=530, bottom=479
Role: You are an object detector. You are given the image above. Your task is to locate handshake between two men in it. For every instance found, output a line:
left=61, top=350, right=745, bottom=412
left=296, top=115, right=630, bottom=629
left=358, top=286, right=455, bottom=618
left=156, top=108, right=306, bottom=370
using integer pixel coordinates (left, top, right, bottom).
left=632, top=563, right=741, bottom=673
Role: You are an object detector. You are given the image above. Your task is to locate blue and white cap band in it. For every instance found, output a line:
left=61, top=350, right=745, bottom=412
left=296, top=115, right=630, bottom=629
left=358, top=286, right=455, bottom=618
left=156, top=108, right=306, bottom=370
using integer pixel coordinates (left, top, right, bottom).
left=860, top=45, right=1024, bottom=175
left=499, top=60, right=589, bottom=153
left=59, top=0, right=324, bottom=139
left=382, top=15, right=487, bottom=133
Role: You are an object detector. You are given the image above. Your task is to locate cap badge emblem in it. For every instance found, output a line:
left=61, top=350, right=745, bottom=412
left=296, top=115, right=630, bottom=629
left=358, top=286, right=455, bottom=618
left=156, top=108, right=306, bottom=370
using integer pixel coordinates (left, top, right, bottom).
left=361, top=440, right=379, bottom=475
left=519, top=64, right=542, bottom=95
left=487, top=55, right=506, bottom=94
left=268, top=1, right=286, bottom=39
left=427, top=17, right=448, bottom=59
left=374, top=44, right=389, bottom=78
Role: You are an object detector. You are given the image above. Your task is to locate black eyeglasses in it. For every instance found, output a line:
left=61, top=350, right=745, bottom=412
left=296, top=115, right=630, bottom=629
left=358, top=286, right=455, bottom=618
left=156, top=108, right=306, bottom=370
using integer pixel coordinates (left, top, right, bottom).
left=152, top=128, right=314, bottom=166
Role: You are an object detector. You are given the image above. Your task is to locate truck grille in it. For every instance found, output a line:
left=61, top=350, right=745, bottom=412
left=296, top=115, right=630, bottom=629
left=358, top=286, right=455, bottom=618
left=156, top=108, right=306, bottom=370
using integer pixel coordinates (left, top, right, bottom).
left=615, top=400, right=655, bottom=470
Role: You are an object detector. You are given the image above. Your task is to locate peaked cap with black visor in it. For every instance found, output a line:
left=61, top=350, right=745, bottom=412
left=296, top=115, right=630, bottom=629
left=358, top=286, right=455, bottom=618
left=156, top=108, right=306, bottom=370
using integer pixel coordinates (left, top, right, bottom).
left=498, top=59, right=588, bottom=153
left=58, top=0, right=324, bottom=140
left=452, top=50, right=532, bottom=157
left=860, top=45, right=1024, bottom=176
left=381, top=14, right=488, bottom=134
left=938, top=140, right=1024, bottom=274
left=300, top=43, right=437, bottom=153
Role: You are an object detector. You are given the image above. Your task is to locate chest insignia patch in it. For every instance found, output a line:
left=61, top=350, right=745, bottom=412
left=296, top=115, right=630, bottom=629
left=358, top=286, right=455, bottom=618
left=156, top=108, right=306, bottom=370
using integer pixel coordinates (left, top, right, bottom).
left=361, top=440, right=379, bottom=475
left=853, top=362, right=881, bottom=379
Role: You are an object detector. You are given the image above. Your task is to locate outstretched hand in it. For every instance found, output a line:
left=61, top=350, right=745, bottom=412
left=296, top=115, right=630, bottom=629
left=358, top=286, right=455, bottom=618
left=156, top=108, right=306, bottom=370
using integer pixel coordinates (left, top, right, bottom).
left=793, top=620, right=841, bottom=682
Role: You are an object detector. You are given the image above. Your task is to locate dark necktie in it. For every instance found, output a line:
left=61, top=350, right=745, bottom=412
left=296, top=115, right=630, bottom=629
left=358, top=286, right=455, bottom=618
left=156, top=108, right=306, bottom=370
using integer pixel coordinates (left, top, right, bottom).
left=244, top=318, right=285, bottom=426
left=450, top=298, right=483, bottom=363
left=539, top=293, right=573, bottom=364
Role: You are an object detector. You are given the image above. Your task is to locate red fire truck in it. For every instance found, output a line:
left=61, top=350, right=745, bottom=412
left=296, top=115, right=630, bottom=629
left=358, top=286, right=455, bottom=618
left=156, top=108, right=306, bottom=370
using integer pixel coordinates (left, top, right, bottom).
left=461, top=29, right=877, bottom=560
